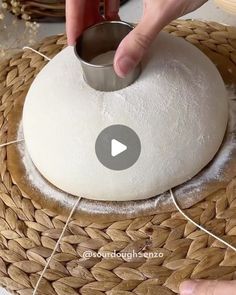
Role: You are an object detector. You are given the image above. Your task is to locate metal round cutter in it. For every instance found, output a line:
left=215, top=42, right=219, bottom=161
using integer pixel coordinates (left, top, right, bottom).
left=74, top=21, right=141, bottom=92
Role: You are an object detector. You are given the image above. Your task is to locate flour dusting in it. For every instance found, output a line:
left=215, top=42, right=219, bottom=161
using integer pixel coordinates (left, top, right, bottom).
left=90, top=50, right=116, bottom=65
left=17, top=122, right=77, bottom=208
left=16, top=87, right=236, bottom=215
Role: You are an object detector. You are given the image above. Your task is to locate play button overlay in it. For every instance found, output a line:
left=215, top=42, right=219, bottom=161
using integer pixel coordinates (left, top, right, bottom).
left=95, top=125, right=141, bottom=171
left=111, top=139, right=127, bottom=157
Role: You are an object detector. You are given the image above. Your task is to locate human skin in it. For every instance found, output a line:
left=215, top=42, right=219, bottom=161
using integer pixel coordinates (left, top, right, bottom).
left=66, top=0, right=119, bottom=46
left=179, top=280, right=236, bottom=295
left=66, top=0, right=208, bottom=77
left=66, top=1, right=236, bottom=294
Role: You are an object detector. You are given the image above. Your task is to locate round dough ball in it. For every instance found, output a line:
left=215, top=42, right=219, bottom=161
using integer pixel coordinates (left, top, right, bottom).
left=22, top=32, right=228, bottom=201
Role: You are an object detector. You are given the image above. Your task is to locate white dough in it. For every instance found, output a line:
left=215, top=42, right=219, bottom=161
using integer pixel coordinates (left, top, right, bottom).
left=90, top=50, right=116, bottom=65
left=22, top=32, right=228, bottom=201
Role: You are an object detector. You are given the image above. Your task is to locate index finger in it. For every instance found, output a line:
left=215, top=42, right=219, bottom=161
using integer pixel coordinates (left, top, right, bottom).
left=104, top=0, right=120, bottom=20
left=66, top=0, right=102, bottom=45
left=66, top=0, right=86, bottom=45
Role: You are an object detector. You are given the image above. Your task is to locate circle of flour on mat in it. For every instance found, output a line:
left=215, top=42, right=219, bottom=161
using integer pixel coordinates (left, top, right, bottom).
left=22, top=32, right=228, bottom=201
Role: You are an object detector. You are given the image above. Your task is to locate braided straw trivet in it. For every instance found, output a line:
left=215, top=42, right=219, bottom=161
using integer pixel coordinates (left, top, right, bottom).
left=0, top=20, right=236, bottom=295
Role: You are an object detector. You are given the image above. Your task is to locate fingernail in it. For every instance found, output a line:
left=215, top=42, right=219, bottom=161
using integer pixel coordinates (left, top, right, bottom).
left=116, top=56, right=136, bottom=78
left=179, top=281, right=198, bottom=295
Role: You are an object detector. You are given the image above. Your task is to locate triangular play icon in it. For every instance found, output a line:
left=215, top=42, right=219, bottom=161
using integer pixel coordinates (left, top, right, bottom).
left=111, top=139, right=127, bottom=157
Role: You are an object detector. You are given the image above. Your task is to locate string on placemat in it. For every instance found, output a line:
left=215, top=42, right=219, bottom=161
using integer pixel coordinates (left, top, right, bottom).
left=7, top=45, right=80, bottom=292
left=170, top=189, right=236, bottom=252
left=2, top=140, right=236, bottom=285
left=23, top=46, right=52, bottom=61
left=0, top=139, right=24, bottom=148
left=33, top=196, right=82, bottom=295
left=0, top=139, right=82, bottom=294
left=2, top=49, right=50, bottom=147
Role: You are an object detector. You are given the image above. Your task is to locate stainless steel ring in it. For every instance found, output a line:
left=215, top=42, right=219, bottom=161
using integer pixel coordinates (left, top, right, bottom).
left=74, top=21, right=141, bottom=92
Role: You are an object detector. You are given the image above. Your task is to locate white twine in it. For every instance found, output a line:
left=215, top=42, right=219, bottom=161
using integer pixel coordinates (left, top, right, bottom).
left=6, top=47, right=81, bottom=294
left=1, top=137, right=236, bottom=294
left=0, top=139, right=24, bottom=147
left=0, top=138, right=82, bottom=294
left=3, top=46, right=236, bottom=287
left=170, top=189, right=236, bottom=252
left=23, top=46, right=52, bottom=61
left=32, top=196, right=82, bottom=295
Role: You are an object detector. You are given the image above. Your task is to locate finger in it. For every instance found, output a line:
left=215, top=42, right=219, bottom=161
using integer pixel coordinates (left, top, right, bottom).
left=114, top=3, right=165, bottom=77
left=66, top=0, right=102, bottom=46
left=180, top=280, right=236, bottom=295
left=104, top=0, right=120, bottom=20
left=66, top=0, right=85, bottom=45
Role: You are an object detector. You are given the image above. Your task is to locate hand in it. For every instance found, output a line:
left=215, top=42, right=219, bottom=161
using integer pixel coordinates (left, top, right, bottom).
left=114, top=0, right=208, bottom=77
left=180, top=280, right=236, bottom=295
left=66, top=0, right=120, bottom=46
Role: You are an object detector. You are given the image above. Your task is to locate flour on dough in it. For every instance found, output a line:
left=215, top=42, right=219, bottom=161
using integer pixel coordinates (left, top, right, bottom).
left=22, top=32, right=228, bottom=201
left=90, top=50, right=116, bottom=65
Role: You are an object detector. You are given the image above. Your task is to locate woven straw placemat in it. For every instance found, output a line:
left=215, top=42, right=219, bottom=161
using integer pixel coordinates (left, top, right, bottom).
left=0, top=20, right=236, bottom=295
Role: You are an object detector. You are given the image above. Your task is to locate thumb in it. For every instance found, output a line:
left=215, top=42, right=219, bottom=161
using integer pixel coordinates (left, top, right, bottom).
left=114, top=13, right=163, bottom=78
left=180, top=280, right=236, bottom=295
